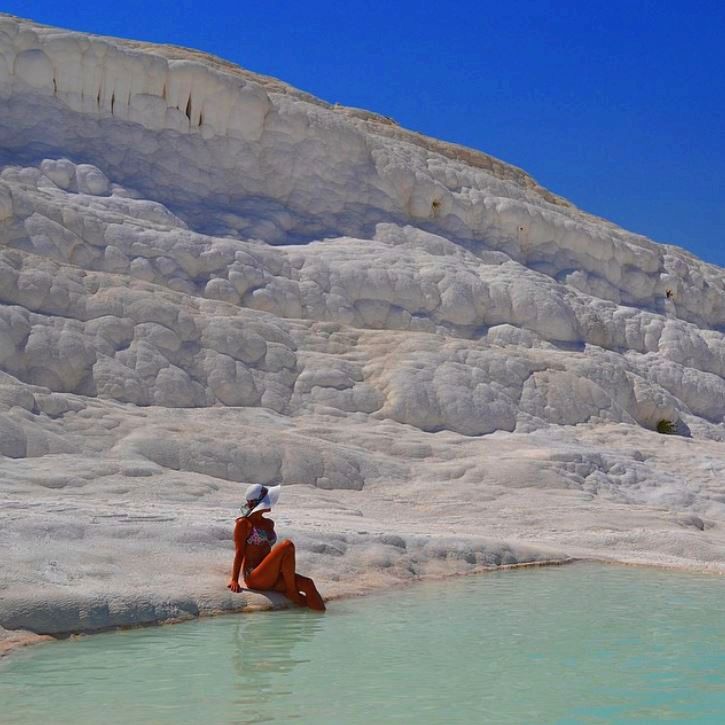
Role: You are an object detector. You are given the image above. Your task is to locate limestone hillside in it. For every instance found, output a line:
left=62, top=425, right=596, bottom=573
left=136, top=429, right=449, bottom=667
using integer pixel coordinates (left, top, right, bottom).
left=1, top=14, right=724, bottom=638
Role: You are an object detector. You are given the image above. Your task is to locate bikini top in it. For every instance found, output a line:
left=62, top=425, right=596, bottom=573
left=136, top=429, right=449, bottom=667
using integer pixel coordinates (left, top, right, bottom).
left=246, top=522, right=277, bottom=548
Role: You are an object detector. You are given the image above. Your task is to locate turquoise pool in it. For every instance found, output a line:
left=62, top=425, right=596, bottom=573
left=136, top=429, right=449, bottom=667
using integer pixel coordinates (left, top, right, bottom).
left=1, top=563, right=724, bottom=723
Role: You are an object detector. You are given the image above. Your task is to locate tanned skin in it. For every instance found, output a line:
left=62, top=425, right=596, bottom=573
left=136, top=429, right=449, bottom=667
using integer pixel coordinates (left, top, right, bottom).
left=227, top=507, right=326, bottom=611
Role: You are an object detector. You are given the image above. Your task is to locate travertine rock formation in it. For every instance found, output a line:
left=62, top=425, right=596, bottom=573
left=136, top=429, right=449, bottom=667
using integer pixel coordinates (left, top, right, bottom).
left=0, top=15, right=723, bottom=644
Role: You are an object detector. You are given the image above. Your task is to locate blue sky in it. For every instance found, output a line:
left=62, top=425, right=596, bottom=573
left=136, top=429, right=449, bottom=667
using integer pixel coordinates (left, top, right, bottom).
left=5, top=0, right=724, bottom=267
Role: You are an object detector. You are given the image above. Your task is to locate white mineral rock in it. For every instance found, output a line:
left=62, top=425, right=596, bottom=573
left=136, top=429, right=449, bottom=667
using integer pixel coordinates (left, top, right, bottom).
left=0, top=14, right=723, bottom=648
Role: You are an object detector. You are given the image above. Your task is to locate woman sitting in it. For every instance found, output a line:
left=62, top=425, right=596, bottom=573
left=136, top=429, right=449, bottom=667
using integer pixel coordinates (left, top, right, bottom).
left=227, top=484, right=325, bottom=611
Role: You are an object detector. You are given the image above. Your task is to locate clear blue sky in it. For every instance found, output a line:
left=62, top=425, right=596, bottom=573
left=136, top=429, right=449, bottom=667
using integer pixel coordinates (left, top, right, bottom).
left=5, top=0, right=724, bottom=267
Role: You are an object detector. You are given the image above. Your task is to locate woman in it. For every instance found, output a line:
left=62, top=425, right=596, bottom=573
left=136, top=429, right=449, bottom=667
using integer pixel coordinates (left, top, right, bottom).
left=227, top=484, right=325, bottom=611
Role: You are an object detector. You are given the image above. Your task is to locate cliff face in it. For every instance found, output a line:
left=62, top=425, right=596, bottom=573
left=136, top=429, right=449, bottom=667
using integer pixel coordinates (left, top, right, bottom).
left=0, top=15, right=724, bottom=639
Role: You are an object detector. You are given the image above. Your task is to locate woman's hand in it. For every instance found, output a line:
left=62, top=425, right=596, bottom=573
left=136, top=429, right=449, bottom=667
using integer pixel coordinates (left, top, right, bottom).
left=227, top=579, right=242, bottom=593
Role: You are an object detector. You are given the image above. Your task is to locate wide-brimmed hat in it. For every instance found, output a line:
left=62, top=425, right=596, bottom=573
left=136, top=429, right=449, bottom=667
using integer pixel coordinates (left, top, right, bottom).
left=242, top=484, right=281, bottom=516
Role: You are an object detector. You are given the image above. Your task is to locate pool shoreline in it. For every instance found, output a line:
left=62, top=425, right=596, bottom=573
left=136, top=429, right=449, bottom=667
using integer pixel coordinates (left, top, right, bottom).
left=6, top=552, right=724, bottom=662
left=2, top=556, right=579, bottom=660
left=5, top=552, right=725, bottom=662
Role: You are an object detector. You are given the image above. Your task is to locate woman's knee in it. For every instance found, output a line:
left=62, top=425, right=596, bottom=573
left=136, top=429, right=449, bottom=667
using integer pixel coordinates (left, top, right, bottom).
left=278, top=539, right=295, bottom=553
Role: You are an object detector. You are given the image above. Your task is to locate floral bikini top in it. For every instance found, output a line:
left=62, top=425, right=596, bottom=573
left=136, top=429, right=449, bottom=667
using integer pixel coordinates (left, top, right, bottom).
left=246, top=523, right=277, bottom=548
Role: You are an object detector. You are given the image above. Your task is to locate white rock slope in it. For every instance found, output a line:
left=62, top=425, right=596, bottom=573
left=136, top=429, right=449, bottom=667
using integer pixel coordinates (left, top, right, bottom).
left=1, top=15, right=724, bottom=646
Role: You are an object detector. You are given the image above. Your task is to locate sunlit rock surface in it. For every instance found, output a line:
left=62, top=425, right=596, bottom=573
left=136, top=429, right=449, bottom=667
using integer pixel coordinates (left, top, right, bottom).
left=1, top=15, right=724, bottom=643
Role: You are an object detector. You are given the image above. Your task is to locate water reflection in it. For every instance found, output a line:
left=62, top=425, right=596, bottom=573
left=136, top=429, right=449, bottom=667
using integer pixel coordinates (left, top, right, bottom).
left=229, top=610, right=325, bottom=716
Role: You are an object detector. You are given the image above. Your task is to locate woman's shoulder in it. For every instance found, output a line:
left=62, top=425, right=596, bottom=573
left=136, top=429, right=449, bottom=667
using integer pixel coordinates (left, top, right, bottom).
left=233, top=517, right=250, bottom=543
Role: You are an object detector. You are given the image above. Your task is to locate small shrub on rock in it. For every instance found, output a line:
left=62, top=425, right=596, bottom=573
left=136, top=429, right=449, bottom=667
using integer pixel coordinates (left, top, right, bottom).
left=656, top=419, right=676, bottom=435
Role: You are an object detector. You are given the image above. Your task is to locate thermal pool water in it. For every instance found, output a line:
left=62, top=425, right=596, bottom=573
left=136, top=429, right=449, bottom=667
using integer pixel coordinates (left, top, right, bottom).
left=2, top=563, right=724, bottom=723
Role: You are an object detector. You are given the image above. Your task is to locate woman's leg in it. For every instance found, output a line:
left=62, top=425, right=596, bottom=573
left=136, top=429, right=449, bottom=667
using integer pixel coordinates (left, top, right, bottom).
left=245, top=540, right=306, bottom=606
left=295, top=575, right=326, bottom=611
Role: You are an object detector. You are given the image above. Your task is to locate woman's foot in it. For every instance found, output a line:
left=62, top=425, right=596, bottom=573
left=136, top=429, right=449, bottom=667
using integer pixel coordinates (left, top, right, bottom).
left=297, top=578, right=326, bottom=611
left=290, top=591, right=308, bottom=607
left=305, top=591, right=326, bottom=611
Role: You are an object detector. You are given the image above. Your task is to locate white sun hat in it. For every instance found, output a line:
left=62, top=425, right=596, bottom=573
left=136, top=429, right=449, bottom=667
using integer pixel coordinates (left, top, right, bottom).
left=242, top=484, right=281, bottom=516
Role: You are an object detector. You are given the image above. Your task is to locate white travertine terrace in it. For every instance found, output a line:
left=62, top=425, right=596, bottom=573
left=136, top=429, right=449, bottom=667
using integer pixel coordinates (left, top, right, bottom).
left=0, top=15, right=723, bottom=649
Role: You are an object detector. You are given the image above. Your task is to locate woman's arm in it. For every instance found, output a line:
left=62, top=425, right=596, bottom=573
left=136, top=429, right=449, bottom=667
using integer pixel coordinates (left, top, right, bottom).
left=227, top=518, right=248, bottom=593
